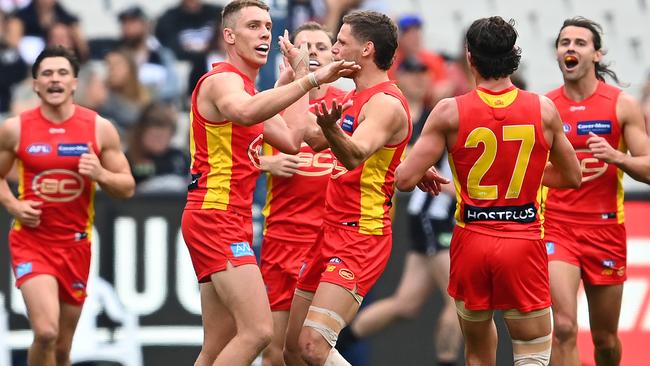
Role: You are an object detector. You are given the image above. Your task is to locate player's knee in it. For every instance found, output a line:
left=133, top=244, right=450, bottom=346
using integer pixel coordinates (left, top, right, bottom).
left=512, top=334, right=551, bottom=366
left=298, top=327, right=331, bottom=365
left=552, top=314, right=578, bottom=343
left=591, top=329, right=618, bottom=351
left=240, top=322, right=273, bottom=351
left=32, top=323, right=59, bottom=346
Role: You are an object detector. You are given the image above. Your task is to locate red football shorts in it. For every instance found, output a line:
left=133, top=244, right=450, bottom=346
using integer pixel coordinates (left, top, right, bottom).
left=296, top=224, right=391, bottom=298
left=448, top=225, right=551, bottom=313
left=9, top=230, right=91, bottom=306
left=181, top=209, right=257, bottom=283
left=260, top=236, right=312, bottom=311
left=544, top=218, right=626, bottom=285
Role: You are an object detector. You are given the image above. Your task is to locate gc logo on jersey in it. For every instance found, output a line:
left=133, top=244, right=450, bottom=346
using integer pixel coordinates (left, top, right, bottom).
left=247, top=134, right=264, bottom=169
left=32, top=169, right=85, bottom=202
left=575, top=149, right=608, bottom=182
left=26, top=143, right=52, bottom=155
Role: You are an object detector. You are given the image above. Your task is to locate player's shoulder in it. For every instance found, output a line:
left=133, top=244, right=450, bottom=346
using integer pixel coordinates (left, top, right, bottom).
left=0, top=116, right=20, bottom=149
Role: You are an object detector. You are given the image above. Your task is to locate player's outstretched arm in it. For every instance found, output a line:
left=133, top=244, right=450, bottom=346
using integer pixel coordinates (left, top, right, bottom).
left=315, top=94, right=407, bottom=170
left=0, top=117, right=42, bottom=227
left=541, top=96, right=581, bottom=189
left=396, top=98, right=454, bottom=193
left=203, top=60, right=358, bottom=127
left=587, top=92, right=650, bottom=184
left=79, top=116, right=135, bottom=199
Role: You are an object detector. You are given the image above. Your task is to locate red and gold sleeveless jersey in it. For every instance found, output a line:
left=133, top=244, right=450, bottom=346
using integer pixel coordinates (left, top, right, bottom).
left=186, top=62, right=264, bottom=216
left=324, top=81, right=411, bottom=236
left=543, top=81, right=624, bottom=224
left=262, top=86, right=346, bottom=242
left=13, top=105, right=98, bottom=244
left=450, top=86, right=550, bottom=239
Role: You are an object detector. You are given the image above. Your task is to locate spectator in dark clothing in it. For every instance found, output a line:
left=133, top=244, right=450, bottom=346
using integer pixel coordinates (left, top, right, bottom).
left=186, top=25, right=226, bottom=99
left=13, top=0, right=88, bottom=62
left=126, top=103, right=189, bottom=192
left=0, top=11, right=27, bottom=114
left=155, top=0, right=222, bottom=61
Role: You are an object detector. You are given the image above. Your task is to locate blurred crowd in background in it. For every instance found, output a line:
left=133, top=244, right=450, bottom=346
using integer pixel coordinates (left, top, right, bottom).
left=2, top=0, right=650, bottom=194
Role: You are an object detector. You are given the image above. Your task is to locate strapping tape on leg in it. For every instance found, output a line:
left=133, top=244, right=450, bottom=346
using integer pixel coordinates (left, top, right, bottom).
left=512, top=334, right=551, bottom=366
left=303, top=306, right=346, bottom=347
left=454, top=300, right=493, bottom=322
left=503, top=307, right=550, bottom=320
left=294, top=288, right=315, bottom=301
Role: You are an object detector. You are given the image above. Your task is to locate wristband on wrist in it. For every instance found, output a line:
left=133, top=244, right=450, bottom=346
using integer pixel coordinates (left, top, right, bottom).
left=308, top=72, right=319, bottom=88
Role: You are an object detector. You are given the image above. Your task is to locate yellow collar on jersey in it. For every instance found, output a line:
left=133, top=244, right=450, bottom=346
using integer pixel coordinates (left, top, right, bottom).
left=476, top=88, right=518, bottom=109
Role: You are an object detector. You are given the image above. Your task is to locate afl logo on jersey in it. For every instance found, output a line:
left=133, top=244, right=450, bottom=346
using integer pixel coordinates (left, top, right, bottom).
left=32, top=169, right=85, bottom=202
left=248, top=134, right=264, bottom=169
left=26, top=143, right=52, bottom=155
left=562, top=123, right=571, bottom=133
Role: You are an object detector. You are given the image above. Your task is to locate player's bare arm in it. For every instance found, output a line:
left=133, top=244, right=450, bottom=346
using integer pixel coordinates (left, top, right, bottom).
left=540, top=96, right=581, bottom=188
left=316, top=93, right=407, bottom=170
left=198, top=60, right=358, bottom=127
left=0, top=117, right=42, bottom=227
left=79, top=116, right=135, bottom=199
left=395, top=98, right=455, bottom=193
left=586, top=92, right=650, bottom=183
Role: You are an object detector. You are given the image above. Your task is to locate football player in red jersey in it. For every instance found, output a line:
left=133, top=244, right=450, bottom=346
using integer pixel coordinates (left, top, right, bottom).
left=258, top=21, right=347, bottom=366
left=180, top=1, right=358, bottom=365
left=0, top=46, right=135, bottom=366
left=396, top=17, right=581, bottom=365
left=281, top=11, right=433, bottom=366
left=545, top=17, right=650, bottom=366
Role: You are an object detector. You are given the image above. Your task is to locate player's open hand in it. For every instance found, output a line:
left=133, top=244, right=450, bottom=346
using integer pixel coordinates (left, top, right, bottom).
left=417, top=167, right=450, bottom=196
left=587, top=131, right=624, bottom=164
left=9, top=200, right=42, bottom=228
left=314, top=99, right=352, bottom=131
left=279, top=29, right=309, bottom=75
left=78, top=142, right=105, bottom=181
left=261, top=153, right=300, bottom=178
left=275, top=56, right=295, bottom=87
left=314, top=60, right=361, bottom=85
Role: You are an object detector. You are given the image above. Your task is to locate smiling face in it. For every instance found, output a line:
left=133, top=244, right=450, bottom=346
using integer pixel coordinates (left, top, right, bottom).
left=293, top=29, right=334, bottom=72
left=223, top=6, right=272, bottom=68
left=33, top=56, right=77, bottom=107
left=556, top=25, right=602, bottom=82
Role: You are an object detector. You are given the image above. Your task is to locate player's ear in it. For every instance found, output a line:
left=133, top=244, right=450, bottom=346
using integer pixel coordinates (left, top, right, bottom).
left=223, top=27, right=235, bottom=45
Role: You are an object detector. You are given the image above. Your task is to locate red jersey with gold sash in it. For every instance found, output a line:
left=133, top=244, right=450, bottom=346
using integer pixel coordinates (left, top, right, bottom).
left=185, top=62, right=264, bottom=216
left=262, top=86, right=346, bottom=242
left=324, top=81, right=411, bottom=236
left=12, top=105, right=97, bottom=244
left=450, top=86, right=550, bottom=239
left=543, top=82, right=624, bottom=225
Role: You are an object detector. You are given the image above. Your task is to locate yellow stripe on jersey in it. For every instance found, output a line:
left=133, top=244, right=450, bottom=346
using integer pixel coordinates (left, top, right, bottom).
left=13, top=161, right=24, bottom=230
left=537, top=151, right=550, bottom=239
left=261, top=142, right=274, bottom=234
left=202, top=122, right=233, bottom=210
left=359, top=147, right=395, bottom=235
left=616, top=136, right=626, bottom=224
left=86, top=183, right=96, bottom=241
left=188, top=112, right=196, bottom=167
left=447, top=154, right=465, bottom=228
left=476, top=88, right=518, bottom=109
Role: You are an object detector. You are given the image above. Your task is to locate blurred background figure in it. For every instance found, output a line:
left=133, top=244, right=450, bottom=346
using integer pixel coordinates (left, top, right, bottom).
left=125, top=103, right=189, bottom=193
left=115, top=5, right=180, bottom=103
left=186, top=25, right=226, bottom=101
left=0, top=10, right=27, bottom=117
left=96, top=50, right=151, bottom=135
left=155, top=0, right=223, bottom=62
left=390, top=14, right=452, bottom=106
left=13, top=0, right=88, bottom=63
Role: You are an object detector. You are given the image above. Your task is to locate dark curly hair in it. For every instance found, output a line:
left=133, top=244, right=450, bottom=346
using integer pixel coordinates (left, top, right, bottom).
left=466, top=16, right=521, bottom=79
left=555, top=17, right=621, bottom=85
left=32, top=45, right=80, bottom=79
